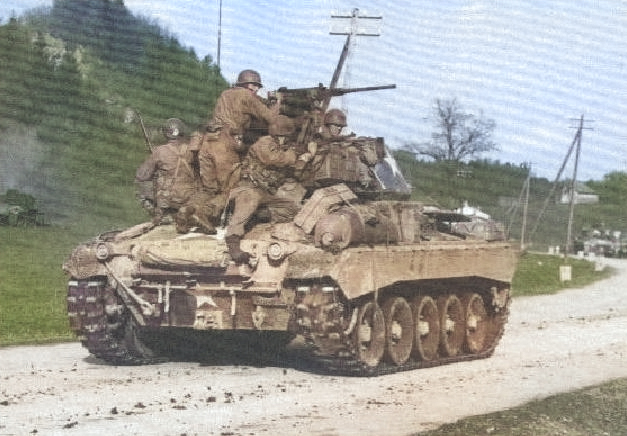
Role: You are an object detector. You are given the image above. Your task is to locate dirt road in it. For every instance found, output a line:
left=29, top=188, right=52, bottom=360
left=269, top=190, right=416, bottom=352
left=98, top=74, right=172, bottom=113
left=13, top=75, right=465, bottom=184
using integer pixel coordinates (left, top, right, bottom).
left=2, top=258, right=626, bottom=436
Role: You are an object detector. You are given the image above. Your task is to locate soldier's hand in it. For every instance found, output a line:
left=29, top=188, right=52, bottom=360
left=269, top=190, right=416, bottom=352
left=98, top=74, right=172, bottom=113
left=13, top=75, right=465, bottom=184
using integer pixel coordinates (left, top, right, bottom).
left=294, top=152, right=313, bottom=170
left=307, top=141, right=318, bottom=155
left=298, top=152, right=313, bottom=163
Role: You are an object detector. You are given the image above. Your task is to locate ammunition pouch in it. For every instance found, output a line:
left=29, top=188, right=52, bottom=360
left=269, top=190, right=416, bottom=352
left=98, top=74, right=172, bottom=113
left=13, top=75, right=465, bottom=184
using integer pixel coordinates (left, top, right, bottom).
left=241, top=157, right=285, bottom=195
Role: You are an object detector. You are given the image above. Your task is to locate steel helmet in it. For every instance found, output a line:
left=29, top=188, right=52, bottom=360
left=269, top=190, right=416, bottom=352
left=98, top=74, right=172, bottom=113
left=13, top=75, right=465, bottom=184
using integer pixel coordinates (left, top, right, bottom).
left=162, top=118, right=185, bottom=140
left=324, top=108, right=347, bottom=127
left=235, top=69, right=263, bottom=88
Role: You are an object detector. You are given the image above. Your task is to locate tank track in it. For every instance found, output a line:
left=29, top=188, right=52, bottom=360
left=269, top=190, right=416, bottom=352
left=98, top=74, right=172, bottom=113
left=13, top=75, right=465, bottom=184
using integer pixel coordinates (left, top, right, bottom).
left=67, top=279, right=163, bottom=366
left=68, top=280, right=508, bottom=375
left=304, top=300, right=509, bottom=377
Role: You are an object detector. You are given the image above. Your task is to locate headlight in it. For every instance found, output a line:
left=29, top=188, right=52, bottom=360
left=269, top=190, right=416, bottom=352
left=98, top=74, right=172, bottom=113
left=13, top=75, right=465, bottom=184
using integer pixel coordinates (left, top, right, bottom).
left=95, top=242, right=110, bottom=261
left=267, top=242, right=285, bottom=261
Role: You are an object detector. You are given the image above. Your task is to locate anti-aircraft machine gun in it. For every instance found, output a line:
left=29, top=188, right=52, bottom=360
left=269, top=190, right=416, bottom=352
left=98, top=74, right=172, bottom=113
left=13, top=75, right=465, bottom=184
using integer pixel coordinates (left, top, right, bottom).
left=63, top=26, right=518, bottom=375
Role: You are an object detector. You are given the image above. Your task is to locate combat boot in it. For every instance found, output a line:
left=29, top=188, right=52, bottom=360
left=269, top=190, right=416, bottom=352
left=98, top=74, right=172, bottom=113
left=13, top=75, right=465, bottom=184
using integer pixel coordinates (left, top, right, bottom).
left=224, top=234, right=251, bottom=264
left=175, top=206, right=195, bottom=233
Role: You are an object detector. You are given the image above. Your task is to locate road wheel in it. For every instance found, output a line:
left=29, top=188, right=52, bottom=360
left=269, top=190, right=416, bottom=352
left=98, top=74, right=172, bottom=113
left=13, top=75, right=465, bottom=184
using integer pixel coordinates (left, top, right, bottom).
left=411, top=295, right=440, bottom=361
left=464, top=293, right=488, bottom=353
left=438, top=294, right=465, bottom=357
left=382, top=297, right=414, bottom=365
left=352, top=301, right=385, bottom=367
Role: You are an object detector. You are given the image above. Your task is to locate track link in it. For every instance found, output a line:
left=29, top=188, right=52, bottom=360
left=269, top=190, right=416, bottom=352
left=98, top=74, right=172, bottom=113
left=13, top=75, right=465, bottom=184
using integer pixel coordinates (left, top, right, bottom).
left=67, top=279, right=163, bottom=365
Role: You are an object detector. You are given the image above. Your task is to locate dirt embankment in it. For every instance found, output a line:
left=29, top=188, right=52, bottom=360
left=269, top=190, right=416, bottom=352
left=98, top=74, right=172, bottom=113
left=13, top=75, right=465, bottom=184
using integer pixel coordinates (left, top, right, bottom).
left=1, top=258, right=626, bottom=436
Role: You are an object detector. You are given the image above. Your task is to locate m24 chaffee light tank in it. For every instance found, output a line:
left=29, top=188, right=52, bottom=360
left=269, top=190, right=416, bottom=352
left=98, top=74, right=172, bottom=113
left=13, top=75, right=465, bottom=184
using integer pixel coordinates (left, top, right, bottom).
left=63, top=46, right=518, bottom=376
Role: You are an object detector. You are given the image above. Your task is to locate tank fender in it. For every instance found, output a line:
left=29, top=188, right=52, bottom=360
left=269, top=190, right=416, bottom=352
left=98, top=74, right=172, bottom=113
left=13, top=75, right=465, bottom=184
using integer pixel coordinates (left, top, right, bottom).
left=328, top=243, right=519, bottom=300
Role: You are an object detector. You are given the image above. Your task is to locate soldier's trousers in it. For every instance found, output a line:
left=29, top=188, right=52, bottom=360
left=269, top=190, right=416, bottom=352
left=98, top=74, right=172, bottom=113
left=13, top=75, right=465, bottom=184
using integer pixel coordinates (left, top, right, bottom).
left=225, top=185, right=300, bottom=238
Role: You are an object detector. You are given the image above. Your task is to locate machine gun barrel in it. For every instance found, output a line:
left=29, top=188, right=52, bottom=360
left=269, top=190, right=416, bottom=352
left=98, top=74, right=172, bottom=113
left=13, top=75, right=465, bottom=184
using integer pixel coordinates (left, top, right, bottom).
left=328, top=84, right=396, bottom=95
left=273, top=83, right=396, bottom=97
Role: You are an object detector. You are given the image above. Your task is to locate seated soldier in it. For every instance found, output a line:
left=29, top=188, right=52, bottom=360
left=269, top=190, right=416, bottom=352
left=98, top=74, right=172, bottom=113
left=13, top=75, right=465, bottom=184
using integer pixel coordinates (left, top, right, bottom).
left=319, top=108, right=348, bottom=140
left=224, top=115, right=312, bottom=263
left=305, top=108, right=381, bottom=191
left=135, top=118, right=218, bottom=232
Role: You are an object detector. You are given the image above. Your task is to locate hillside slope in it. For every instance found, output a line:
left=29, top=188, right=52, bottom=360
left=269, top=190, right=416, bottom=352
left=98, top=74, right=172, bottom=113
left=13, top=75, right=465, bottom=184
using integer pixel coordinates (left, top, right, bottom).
left=0, top=1, right=226, bottom=234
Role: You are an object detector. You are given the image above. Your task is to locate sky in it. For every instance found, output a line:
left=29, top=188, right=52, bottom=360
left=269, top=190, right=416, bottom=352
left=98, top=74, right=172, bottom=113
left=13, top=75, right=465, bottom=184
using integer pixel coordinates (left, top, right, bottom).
left=2, top=0, right=627, bottom=181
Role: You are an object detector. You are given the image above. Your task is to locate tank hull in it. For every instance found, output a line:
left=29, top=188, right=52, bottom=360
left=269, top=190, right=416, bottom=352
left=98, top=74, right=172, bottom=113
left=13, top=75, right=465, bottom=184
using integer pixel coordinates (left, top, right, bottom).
left=65, top=216, right=518, bottom=374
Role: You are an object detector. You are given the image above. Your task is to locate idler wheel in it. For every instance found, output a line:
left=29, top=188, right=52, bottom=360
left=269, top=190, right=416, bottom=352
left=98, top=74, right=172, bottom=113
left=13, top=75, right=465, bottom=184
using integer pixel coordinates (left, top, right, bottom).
left=411, top=295, right=440, bottom=361
left=463, top=293, right=488, bottom=354
left=437, top=294, right=465, bottom=357
left=352, top=301, right=385, bottom=367
left=382, top=297, right=414, bottom=365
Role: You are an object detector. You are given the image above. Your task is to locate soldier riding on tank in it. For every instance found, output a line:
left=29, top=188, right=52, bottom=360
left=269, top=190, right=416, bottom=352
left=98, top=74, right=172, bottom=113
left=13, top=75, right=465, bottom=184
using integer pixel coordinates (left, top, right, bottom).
left=199, top=70, right=280, bottom=196
left=224, top=115, right=312, bottom=263
left=135, top=118, right=218, bottom=233
left=135, top=118, right=197, bottom=225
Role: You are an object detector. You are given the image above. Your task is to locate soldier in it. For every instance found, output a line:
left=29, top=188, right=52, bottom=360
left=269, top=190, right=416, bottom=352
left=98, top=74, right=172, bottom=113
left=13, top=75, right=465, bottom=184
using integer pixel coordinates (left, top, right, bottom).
left=308, top=108, right=381, bottom=190
left=199, top=70, right=280, bottom=204
left=135, top=118, right=217, bottom=232
left=224, top=115, right=312, bottom=263
left=319, top=108, right=347, bottom=140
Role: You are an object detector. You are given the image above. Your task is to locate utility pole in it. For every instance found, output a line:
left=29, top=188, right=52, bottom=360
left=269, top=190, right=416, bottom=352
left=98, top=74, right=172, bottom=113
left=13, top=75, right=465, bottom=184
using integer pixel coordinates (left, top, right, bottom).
left=529, top=117, right=592, bottom=240
left=564, top=115, right=584, bottom=257
left=520, top=166, right=531, bottom=251
left=217, top=0, right=222, bottom=70
left=329, top=9, right=382, bottom=89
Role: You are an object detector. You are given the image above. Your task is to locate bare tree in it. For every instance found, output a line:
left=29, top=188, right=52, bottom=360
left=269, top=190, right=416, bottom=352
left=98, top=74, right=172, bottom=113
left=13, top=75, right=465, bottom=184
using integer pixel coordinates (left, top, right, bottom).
left=408, top=98, right=498, bottom=161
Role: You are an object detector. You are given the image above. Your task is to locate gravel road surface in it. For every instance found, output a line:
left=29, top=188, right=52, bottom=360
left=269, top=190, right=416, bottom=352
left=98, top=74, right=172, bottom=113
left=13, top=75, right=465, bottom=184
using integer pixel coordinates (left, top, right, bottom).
left=1, top=257, right=626, bottom=436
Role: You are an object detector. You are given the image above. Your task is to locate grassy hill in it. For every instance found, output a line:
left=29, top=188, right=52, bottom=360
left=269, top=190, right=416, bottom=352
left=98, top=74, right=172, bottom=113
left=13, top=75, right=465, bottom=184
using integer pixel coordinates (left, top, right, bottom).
left=1, top=1, right=625, bottom=244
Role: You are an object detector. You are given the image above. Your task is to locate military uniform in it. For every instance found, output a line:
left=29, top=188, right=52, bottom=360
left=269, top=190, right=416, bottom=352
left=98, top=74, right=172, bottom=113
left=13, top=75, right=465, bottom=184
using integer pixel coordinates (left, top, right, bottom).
left=136, top=135, right=220, bottom=232
left=199, top=86, right=279, bottom=197
left=224, top=113, right=312, bottom=263
left=225, top=135, right=302, bottom=239
left=136, top=138, right=198, bottom=217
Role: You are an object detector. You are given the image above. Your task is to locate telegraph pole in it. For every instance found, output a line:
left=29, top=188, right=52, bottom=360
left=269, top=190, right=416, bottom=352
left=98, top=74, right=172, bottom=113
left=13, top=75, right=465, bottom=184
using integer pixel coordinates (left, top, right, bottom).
left=564, top=115, right=583, bottom=257
left=329, top=8, right=382, bottom=89
left=530, top=117, right=593, bottom=241
left=217, top=0, right=222, bottom=70
left=520, top=166, right=531, bottom=251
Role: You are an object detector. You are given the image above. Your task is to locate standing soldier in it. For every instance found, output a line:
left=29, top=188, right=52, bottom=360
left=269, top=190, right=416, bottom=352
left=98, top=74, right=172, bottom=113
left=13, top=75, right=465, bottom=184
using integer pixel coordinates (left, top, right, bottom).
left=224, top=115, right=312, bottom=263
left=135, top=118, right=217, bottom=232
left=199, top=70, right=280, bottom=212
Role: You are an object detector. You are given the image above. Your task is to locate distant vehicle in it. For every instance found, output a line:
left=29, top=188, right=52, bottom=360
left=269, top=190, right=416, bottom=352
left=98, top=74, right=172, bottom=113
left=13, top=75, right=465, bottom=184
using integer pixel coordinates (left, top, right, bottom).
left=0, top=189, right=45, bottom=226
left=577, top=229, right=627, bottom=258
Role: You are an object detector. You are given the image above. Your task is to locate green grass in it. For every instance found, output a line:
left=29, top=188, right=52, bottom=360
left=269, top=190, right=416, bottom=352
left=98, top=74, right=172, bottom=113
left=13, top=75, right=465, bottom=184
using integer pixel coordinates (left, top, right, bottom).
left=511, top=251, right=614, bottom=297
left=415, top=378, right=627, bottom=436
left=0, top=226, right=85, bottom=345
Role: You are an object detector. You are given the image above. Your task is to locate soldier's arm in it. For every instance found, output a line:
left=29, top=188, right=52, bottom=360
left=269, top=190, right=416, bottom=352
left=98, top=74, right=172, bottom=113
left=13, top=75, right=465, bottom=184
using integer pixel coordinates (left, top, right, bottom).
left=135, top=155, right=158, bottom=182
left=252, top=137, right=297, bottom=167
left=245, top=94, right=279, bottom=126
